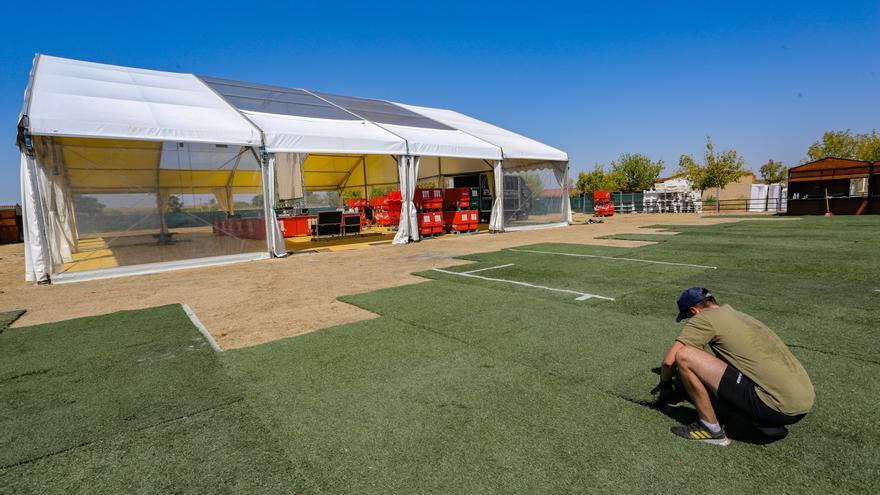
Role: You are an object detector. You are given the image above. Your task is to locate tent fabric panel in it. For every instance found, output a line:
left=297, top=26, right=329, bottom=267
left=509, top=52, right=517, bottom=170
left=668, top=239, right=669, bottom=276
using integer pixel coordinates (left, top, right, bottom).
left=276, top=152, right=305, bottom=200
left=314, top=92, right=452, bottom=130
left=158, top=170, right=262, bottom=189
left=67, top=169, right=262, bottom=193
left=300, top=154, right=399, bottom=190
left=60, top=138, right=162, bottom=171
left=244, top=110, right=407, bottom=154
left=21, top=153, right=51, bottom=282
left=25, top=55, right=261, bottom=145
left=379, top=124, right=502, bottom=160
left=397, top=103, right=568, bottom=162
left=199, top=76, right=359, bottom=121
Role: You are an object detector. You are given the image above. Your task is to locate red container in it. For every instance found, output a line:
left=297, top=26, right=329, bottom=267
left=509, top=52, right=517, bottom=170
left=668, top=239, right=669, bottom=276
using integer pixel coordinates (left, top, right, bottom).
left=443, top=211, right=470, bottom=232
left=467, top=210, right=479, bottom=231
left=414, top=188, right=443, bottom=210
left=417, top=211, right=443, bottom=235
left=443, top=187, right=471, bottom=210
left=417, top=212, right=434, bottom=235
left=386, top=189, right=403, bottom=204
left=431, top=212, right=443, bottom=234
left=593, top=190, right=614, bottom=217
left=370, top=196, right=386, bottom=208
left=346, top=198, right=367, bottom=210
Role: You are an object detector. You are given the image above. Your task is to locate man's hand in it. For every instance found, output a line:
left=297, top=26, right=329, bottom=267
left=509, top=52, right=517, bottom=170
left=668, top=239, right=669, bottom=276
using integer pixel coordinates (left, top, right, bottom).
left=651, top=379, right=684, bottom=406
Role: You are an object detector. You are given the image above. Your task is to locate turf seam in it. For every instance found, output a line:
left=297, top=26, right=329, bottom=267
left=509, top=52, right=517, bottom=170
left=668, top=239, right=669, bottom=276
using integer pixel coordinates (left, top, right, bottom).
left=0, top=397, right=245, bottom=471
left=364, top=306, right=871, bottom=491
left=786, top=343, right=880, bottom=366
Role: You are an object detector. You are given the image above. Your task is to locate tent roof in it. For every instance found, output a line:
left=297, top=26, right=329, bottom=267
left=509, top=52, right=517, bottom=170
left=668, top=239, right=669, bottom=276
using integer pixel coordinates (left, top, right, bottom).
left=22, top=55, right=262, bottom=146
left=398, top=103, right=568, bottom=162
left=199, top=76, right=408, bottom=155
left=313, top=91, right=504, bottom=159
left=202, top=77, right=502, bottom=159
left=21, top=55, right=566, bottom=162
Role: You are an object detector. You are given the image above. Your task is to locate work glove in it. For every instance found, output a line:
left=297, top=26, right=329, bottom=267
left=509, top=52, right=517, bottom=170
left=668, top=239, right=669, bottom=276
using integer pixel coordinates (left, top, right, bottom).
left=651, top=379, right=684, bottom=406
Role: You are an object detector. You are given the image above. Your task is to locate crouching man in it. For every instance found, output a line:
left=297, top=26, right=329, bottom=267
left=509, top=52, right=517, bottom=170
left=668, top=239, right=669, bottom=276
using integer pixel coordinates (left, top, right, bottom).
left=654, top=287, right=814, bottom=446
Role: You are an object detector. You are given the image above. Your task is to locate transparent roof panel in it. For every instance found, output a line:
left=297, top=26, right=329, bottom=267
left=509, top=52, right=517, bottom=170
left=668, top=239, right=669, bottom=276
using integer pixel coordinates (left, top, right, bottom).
left=199, top=76, right=359, bottom=121
left=313, top=92, right=453, bottom=130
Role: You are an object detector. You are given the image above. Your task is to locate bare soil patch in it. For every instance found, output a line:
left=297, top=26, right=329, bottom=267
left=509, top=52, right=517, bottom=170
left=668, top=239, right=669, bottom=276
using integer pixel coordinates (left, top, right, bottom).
left=0, top=214, right=789, bottom=349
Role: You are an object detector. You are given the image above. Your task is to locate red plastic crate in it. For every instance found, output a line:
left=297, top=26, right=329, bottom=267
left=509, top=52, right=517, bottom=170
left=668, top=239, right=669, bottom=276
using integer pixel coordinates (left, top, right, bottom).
left=443, top=187, right=470, bottom=210
left=386, top=189, right=402, bottom=202
left=467, top=210, right=479, bottom=231
left=417, top=212, right=434, bottom=235
left=417, top=211, right=443, bottom=235
left=443, top=211, right=470, bottom=232
left=431, top=212, right=443, bottom=234
left=369, top=196, right=386, bottom=208
left=346, top=198, right=367, bottom=210
left=414, top=188, right=443, bottom=210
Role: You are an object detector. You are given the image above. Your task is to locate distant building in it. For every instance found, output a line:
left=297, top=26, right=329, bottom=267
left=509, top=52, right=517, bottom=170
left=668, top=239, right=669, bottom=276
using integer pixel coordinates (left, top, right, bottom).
left=787, top=158, right=878, bottom=215
left=0, top=204, right=23, bottom=244
left=655, top=172, right=758, bottom=202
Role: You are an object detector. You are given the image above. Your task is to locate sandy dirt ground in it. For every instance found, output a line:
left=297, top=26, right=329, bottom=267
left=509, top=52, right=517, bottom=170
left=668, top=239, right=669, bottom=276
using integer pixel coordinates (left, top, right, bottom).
left=0, top=214, right=791, bottom=349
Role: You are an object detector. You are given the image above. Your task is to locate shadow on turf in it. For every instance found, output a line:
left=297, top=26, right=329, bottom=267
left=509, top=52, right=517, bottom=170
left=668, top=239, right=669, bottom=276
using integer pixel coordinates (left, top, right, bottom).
left=621, top=369, right=790, bottom=445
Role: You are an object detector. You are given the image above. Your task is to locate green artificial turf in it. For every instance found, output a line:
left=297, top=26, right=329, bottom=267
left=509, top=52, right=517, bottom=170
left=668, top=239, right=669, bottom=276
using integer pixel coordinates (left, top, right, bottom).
left=221, top=216, right=879, bottom=494
left=3, top=217, right=878, bottom=493
left=0, top=309, right=25, bottom=331
left=0, top=305, right=310, bottom=494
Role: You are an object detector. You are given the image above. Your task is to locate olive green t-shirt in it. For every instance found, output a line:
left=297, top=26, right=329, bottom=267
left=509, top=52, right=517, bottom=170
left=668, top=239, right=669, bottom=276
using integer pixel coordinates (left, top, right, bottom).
left=676, top=304, right=814, bottom=415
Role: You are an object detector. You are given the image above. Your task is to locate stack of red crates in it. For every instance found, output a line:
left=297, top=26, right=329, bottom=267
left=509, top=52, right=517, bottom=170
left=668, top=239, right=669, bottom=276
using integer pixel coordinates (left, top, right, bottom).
left=415, top=188, right=444, bottom=236
left=345, top=198, right=368, bottom=226
left=370, top=190, right=402, bottom=228
left=212, top=217, right=266, bottom=240
left=442, top=187, right=479, bottom=233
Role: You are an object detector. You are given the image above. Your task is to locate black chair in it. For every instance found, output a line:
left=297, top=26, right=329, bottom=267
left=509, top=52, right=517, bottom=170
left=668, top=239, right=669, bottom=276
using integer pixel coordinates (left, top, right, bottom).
left=343, top=214, right=361, bottom=235
left=313, top=211, right=343, bottom=237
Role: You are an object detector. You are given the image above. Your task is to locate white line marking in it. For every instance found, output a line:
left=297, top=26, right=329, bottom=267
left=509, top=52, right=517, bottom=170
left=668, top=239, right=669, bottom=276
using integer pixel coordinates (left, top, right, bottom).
left=462, top=263, right=515, bottom=274
left=431, top=268, right=614, bottom=301
left=508, top=248, right=717, bottom=270
left=182, top=304, right=222, bottom=352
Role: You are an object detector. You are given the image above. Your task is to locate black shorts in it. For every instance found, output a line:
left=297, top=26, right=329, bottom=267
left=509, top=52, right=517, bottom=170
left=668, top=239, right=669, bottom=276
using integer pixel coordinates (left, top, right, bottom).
left=717, top=365, right=806, bottom=426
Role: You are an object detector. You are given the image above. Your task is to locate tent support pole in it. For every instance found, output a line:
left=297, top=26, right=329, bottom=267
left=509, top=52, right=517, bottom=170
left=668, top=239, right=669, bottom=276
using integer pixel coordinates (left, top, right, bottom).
left=362, top=156, right=368, bottom=199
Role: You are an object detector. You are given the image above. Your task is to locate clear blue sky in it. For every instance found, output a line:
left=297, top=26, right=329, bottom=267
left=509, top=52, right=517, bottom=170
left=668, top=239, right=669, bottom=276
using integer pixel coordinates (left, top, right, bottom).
left=2, top=1, right=878, bottom=203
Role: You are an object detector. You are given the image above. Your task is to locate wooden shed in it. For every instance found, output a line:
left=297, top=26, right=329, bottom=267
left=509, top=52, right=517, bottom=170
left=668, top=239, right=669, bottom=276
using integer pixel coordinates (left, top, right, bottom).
left=0, top=205, right=23, bottom=244
left=787, top=158, right=877, bottom=215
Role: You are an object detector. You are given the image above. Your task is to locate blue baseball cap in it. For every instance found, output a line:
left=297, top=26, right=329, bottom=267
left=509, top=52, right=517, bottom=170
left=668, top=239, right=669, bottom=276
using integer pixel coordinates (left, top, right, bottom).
left=676, top=287, right=713, bottom=322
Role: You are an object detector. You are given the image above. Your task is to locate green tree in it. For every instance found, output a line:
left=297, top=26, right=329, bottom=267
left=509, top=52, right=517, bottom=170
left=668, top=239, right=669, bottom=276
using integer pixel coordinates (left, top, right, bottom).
left=806, top=129, right=880, bottom=162
left=677, top=135, right=748, bottom=196
left=522, top=173, right=545, bottom=199
left=759, top=159, right=787, bottom=184
left=576, top=165, right=625, bottom=194
left=609, top=153, right=664, bottom=192
left=166, top=195, right=184, bottom=213
left=251, top=194, right=264, bottom=207
left=73, top=195, right=106, bottom=216
left=370, top=187, right=391, bottom=198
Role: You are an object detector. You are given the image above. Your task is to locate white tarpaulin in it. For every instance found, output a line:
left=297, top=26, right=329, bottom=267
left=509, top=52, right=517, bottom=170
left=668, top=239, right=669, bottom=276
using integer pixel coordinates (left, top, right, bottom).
left=393, top=156, right=420, bottom=244
left=25, top=55, right=261, bottom=145
left=314, top=92, right=502, bottom=160
left=20, top=153, right=50, bottom=282
left=489, top=160, right=505, bottom=232
left=245, top=111, right=408, bottom=154
left=18, top=54, right=570, bottom=282
left=398, top=103, right=568, bottom=162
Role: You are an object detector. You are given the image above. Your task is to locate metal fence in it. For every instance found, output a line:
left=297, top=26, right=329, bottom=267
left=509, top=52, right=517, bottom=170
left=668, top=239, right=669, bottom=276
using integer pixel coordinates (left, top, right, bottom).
left=570, top=194, right=788, bottom=214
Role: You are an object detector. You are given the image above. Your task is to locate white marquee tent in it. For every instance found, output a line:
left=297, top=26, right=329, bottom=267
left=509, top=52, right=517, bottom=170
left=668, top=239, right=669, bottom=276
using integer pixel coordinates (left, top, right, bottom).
left=18, top=55, right=569, bottom=283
